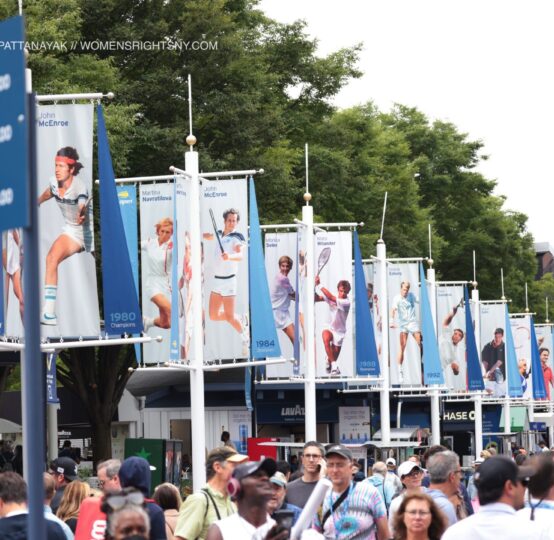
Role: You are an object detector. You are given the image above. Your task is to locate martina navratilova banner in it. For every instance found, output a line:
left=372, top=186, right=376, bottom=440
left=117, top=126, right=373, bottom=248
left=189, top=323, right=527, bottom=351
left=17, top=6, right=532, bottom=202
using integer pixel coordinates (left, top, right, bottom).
left=36, top=104, right=100, bottom=337
left=314, top=231, right=353, bottom=377
left=388, top=262, right=421, bottom=385
left=201, top=179, right=249, bottom=361
left=437, top=284, right=467, bottom=391
left=265, top=232, right=299, bottom=377
left=139, top=183, right=174, bottom=364
left=509, top=314, right=532, bottom=398
left=479, top=302, right=506, bottom=397
left=535, top=325, right=554, bottom=399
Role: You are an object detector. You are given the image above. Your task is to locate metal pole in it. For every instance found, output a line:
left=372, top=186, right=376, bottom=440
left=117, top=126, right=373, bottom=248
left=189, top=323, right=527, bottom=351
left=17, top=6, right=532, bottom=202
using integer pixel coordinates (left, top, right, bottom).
left=22, top=91, right=46, bottom=540
left=472, top=287, right=484, bottom=456
left=377, top=240, right=391, bottom=444
left=427, top=266, right=441, bottom=446
left=47, top=400, right=59, bottom=461
left=186, top=149, right=207, bottom=488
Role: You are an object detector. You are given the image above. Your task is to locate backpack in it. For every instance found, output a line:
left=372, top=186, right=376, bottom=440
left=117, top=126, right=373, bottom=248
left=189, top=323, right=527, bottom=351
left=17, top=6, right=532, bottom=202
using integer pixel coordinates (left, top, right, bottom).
left=0, top=454, right=15, bottom=472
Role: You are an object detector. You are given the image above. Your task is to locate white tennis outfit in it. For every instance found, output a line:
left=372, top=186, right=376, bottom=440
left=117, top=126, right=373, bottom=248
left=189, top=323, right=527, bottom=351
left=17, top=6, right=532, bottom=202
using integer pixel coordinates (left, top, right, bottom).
left=49, top=176, right=94, bottom=252
left=392, top=291, right=420, bottom=333
left=323, top=293, right=351, bottom=347
left=4, top=230, right=21, bottom=276
left=439, top=327, right=466, bottom=390
left=211, top=230, right=245, bottom=297
left=142, top=237, right=172, bottom=300
left=271, top=272, right=295, bottom=329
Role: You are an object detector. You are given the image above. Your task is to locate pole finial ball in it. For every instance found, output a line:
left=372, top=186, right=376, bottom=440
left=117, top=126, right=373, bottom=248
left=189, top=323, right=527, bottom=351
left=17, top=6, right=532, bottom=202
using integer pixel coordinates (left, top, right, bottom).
left=471, top=280, right=478, bottom=289
left=303, top=192, right=312, bottom=202
left=186, top=134, right=197, bottom=146
left=427, top=258, right=434, bottom=268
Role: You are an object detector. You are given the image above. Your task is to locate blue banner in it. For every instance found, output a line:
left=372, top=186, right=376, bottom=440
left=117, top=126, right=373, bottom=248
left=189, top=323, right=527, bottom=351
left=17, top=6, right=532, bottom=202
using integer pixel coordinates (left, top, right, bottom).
left=530, top=317, right=547, bottom=400
left=0, top=233, right=3, bottom=335
left=293, top=231, right=300, bottom=365
left=0, top=16, right=29, bottom=232
left=97, top=105, right=143, bottom=334
left=505, top=305, right=523, bottom=398
left=419, top=263, right=444, bottom=385
left=46, top=353, right=59, bottom=404
left=248, top=177, right=281, bottom=358
left=169, top=177, right=180, bottom=360
left=354, top=232, right=380, bottom=376
left=464, top=286, right=484, bottom=391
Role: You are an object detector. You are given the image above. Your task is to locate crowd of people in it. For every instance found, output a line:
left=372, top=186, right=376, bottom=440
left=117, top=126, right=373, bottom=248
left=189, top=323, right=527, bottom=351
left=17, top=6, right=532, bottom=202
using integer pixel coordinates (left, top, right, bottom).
left=1, top=440, right=554, bottom=539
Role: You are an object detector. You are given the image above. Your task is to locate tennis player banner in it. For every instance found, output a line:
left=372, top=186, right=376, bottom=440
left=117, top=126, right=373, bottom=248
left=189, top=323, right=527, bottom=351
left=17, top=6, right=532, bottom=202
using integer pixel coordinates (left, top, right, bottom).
left=249, top=178, right=280, bottom=359
left=169, top=179, right=180, bottom=360
left=479, top=302, right=507, bottom=397
left=530, top=318, right=547, bottom=400
left=505, top=306, right=523, bottom=398
left=509, top=314, right=531, bottom=398
left=201, top=179, right=249, bottom=361
left=535, top=325, right=553, bottom=399
left=36, top=104, right=100, bottom=338
left=464, top=286, right=484, bottom=392
left=98, top=106, right=142, bottom=335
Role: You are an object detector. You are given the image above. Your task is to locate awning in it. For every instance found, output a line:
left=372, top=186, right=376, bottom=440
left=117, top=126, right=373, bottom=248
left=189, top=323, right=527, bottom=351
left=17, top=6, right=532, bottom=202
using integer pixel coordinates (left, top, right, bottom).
left=0, top=418, right=22, bottom=434
left=499, top=406, right=529, bottom=433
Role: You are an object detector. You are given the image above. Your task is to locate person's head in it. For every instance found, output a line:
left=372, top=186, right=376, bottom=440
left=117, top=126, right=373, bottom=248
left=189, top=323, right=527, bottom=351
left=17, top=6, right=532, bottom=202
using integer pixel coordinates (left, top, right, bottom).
left=408, top=454, right=421, bottom=465
left=452, top=328, right=464, bottom=345
left=398, top=460, right=424, bottom=489
left=223, top=208, right=240, bottom=232
left=372, top=461, right=387, bottom=478
left=118, top=457, right=154, bottom=497
left=540, top=348, right=550, bottom=365
left=55, top=147, right=83, bottom=181
left=0, top=472, right=27, bottom=516
left=518, top=359, right=528, bottom=376
left=422, top=444, right=447, bottom=468
left=301, top=441, right=324, bottom=476
left=267, top=471, right=288, bottom=513
left=400, top=281, right=411, bottom=297
left=155, top=217, right=173, bottom=244
left=278, top=256, right=293, bottom=276
left=393, top=492, right=447, bottom=540
left=49, top=457, right=78, bottom=488
left=493, top=328, right=504, bottom=346
left=230, top=459, right=277, bottom=507
left=386, top=457, right=397, bottom=472
left=527, top=453, right=554, bottom=501
left=43, top=472, right=56, bottom=504
left=56, top=480, right=90, bottom=521
left=220, top=430, right=230, bottom=443
left=205, top=447, right=248, bottom=485
left=97, top=459, right=122, bottom=494
left=105, top=501, right=150, bottom=540
left=367, top=283, right=374, bottom=297
left=276, top=460, right=291, bottom=481
left=62, top=440, right=71, bottom=449
left=539, top=441, right=547, bottom=449
left=427, top=450, right=462, bottom=496
left=153, top=482, right=182, bottom=511
left=476, top=456, right=534, bottom=509
left=518, top=447, right=527, bottom=456
left=337, top=280, right=351, bottom=298
left=325, top=444, right=353, bottom=490
left=515, top=453, right=528, bottom=466
left=480, top=450, right=492, bottom=460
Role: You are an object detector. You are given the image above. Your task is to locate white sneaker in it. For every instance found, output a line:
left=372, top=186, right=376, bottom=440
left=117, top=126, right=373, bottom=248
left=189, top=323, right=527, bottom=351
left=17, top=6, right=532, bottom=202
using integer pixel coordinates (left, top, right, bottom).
left=240, top=313, right=250, bottom=342
left=40, top=312, right=57, bottom=326
left=143, top=317, right=154, bottom=332
left=330, top=362, right=341, bottom=376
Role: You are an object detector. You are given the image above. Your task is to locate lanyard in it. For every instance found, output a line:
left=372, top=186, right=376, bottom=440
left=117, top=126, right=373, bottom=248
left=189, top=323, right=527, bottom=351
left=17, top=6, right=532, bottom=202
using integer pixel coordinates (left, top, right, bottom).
left=328, top=482, right=353, bottom=534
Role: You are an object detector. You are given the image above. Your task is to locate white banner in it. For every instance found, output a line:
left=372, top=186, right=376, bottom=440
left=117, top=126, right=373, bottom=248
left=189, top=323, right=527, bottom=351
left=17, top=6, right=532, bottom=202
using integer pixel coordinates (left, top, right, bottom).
left=535, top=325, right=554, bottom=399
left=479, top=303, right=506, bottom=397
left=314, top=231, right=353, bottom=377
left=510, top=315, right=532, bottom=398
left=437, top=285, right=466, bottom=391
left=388, top=262, right=421, bottom=385
left=2, top=228, right=23, bottom=336
left=363, top=262, right=384, bottom=368
left=140, top=183, right=174, bottom=364
left=36, top=104, right=100, bottom=337
left=201, top=179, right=249, bottom=361
left=264, top=232, right=298, bottom=377
left=339, top=406, right=370, bottom=444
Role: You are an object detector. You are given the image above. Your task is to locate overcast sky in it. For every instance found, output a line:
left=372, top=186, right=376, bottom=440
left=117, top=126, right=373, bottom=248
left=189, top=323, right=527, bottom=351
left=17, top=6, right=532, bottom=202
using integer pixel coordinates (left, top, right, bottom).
left=261, top=0, right=553, bottom=244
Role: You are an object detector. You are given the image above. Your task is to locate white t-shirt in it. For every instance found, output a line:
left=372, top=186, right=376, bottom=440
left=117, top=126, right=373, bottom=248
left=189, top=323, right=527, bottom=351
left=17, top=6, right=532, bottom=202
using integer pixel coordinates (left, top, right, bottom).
left=271, top=273, right=295, bottom=311
left=142, top=238, right=172, bottom=278
left=214, top=512, right=275, bottom=540
left=212, top=231, right=245, bottom=278
left=392, top=292, right=417, bottom=325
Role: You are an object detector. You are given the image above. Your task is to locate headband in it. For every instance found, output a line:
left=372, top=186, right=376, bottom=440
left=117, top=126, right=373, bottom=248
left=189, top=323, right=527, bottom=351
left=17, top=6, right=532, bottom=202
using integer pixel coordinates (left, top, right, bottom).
left=55, top=156, right=76, bottom=165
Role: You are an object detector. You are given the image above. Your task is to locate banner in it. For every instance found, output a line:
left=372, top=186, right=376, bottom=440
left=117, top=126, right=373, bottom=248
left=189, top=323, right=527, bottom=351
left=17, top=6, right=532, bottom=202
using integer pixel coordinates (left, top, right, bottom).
left=2, top=228, right=24, bottom=336
left=36, top=104, right=100, bottom=337
left=46, top=353, right=59, bottom=404
left=229, top=410, right=252, bottom=454
left=530, top=319, right=547, bottom=400
left=509, top=314, right=532, bottom=398
left=169, top=179, right=180, bottom=360
left=388, top=262, right=421, bottom=385
left=248, top=178, right=280, bottom=359
left=314, top=231, right=353, bottom=377
left=0, top=232, right=3, bottom=335
left=479, top=303, right=506, bottom=397
left=535, top=325, right=554, bottom=399
left=505, top=306, right=523, bottom=398
left=139, top=183, right=174, bottom=364
left=354, top=232, right=379, bottom=376
left=296, top=227, right=308, bottom=376
left=419, top=264, right=444, bottom=386
left=363, top=261, right=384, bottom=371
left=339, top=407, right=370, bottom=444
left=98, top=106, right=142, bottom=335
left=465, top=286, right=484, bottom=391
left=265, top=232, right=298, bottom=378
left=437, top=284, right=466, bottom=390
left=201, top=179, right=249, bottom=361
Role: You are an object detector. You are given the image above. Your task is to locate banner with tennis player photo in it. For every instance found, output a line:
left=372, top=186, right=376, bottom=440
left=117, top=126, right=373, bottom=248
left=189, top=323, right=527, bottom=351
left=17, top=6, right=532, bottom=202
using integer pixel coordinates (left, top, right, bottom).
left=139, top=182, right=175, bottom=364
left=2, top=229, right=24, bottom=336
left=264, top=232, right=298, bottom=378
left=534, top=324, right=553, bottom=399
left=388, top=262, right=421, bottom=386
left=36, top=104, right=100, bottom=337
left=363, top=262, right=384, bottom=370
left=436, top=284, right=466, bottom=391
left=479, top=302, right=506, bottom=397
left=314, top=231, right=354, bottom=377
left=509, top=314, right=532, bottom=398
left=201, top=179, right=249, bottom=361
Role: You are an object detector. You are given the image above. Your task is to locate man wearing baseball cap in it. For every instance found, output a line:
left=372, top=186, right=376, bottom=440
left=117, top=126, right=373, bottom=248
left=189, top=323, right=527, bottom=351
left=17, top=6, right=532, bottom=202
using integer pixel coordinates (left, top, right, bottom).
left=443, top=455, right=547, bottom=540
left=267, top=472, right=302, bottom=526
left=385, top=457, right=402, bottom=496
left=175, top=447, right=248, bottom=540
left=313, top=444, right=389, bottom=540
left=388, top=460, right=425, bottom=534
left=206, top=458, right=287, bottom=540
left=48, top=456, right=78, bottom=513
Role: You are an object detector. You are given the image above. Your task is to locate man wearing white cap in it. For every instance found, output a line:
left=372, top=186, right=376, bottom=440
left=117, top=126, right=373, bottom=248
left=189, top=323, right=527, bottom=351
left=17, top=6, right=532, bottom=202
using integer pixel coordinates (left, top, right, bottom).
left=385, top=458, right=402, bottom=497
left=267, top=472, right=302, bottom=526
left=388, top=460, right=425, bottom=535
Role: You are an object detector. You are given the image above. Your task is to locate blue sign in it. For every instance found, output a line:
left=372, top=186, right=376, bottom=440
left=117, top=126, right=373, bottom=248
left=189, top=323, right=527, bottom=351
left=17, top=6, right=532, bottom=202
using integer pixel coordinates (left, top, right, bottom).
left=0, top=16, right=29, bottom=232
left=46, top=353, right=59, bottom=404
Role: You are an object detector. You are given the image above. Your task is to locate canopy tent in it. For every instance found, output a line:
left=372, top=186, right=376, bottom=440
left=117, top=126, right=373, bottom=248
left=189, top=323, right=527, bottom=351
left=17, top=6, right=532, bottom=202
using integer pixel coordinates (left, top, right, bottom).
left=499, top=406, right=529, bottom=433
left=0, top=418, right=22, bottom=434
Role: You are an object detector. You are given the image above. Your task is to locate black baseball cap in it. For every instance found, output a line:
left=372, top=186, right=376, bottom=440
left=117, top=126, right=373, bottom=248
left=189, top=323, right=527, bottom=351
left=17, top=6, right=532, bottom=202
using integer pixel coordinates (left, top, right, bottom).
left=232, top=458, right=277, bottom=482
left=325, top=444, right=353, bottom=461
left=474, top=455, right=534, bottom=491
left=50, top=457, right=78, bottom=481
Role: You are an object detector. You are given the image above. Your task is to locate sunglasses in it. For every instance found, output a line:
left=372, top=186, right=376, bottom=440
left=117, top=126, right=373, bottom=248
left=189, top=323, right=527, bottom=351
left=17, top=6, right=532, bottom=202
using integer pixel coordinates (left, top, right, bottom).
left=104, top=491, right=145, bottom=512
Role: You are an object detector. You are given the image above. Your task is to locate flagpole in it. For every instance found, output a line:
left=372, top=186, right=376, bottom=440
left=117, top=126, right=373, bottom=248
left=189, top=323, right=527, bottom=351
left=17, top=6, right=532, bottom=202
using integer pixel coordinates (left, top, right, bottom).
left=426, top=261, right=441, bottom=446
